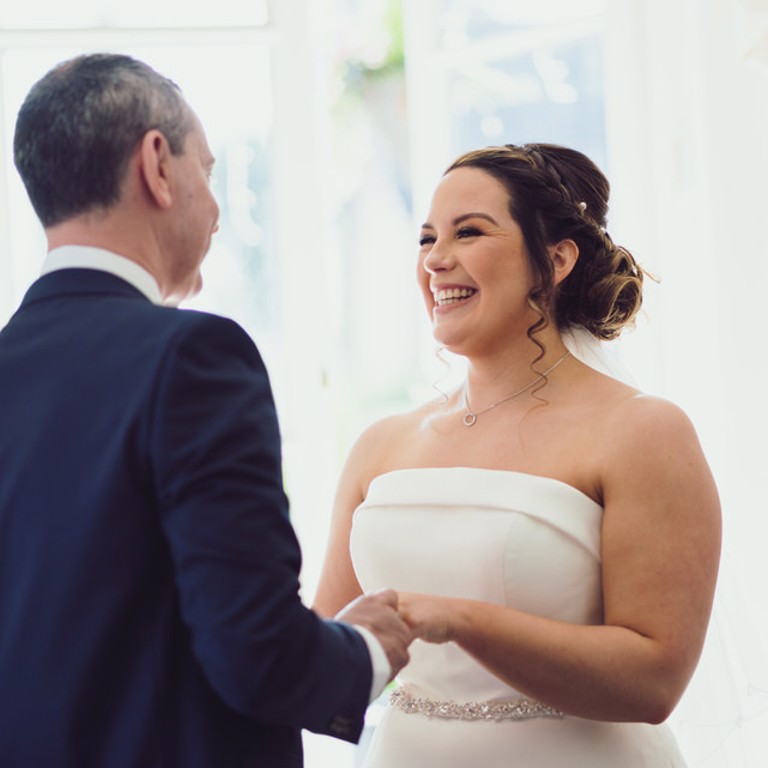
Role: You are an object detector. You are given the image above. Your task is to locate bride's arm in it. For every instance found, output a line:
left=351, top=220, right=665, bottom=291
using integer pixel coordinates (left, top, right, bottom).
left=312, top=452, right=367, bottom=617
left=313, top=418, right=397, bottom=617
left=398, top=396, right=721, bottom=724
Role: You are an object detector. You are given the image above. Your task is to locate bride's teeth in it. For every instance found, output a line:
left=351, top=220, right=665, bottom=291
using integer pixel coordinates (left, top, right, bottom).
left=434, top=288, right=476, bottom=305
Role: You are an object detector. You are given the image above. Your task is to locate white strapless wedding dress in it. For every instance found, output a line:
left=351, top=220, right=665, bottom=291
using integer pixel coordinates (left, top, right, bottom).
left=350, top=467, right=687, bottom=767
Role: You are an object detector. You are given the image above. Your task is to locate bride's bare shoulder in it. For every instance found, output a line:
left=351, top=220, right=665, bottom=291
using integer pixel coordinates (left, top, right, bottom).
left=606, top=388, right=693, bottom=428
left=352, top=397, right=443, bottom=451
left=570, top=365, right=700, bottom=452
left=341, top=397, right=446, bottom=485
left=597, top=388, right=703, bottom=465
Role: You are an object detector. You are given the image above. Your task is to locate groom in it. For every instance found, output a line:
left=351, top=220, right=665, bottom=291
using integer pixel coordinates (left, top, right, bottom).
left=0, top=53, right=410, bottom=767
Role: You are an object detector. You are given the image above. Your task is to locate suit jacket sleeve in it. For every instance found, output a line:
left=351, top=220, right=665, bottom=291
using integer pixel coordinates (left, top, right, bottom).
left=149, top=312, right=371, bottom=742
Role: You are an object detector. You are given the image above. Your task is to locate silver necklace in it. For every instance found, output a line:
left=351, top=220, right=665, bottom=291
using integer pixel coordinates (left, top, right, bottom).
left=462, top=351, right=571, bottom=427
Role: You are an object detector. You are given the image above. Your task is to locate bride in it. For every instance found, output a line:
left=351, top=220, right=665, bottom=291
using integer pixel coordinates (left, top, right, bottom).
left=314, top=143, right=721, bottom=767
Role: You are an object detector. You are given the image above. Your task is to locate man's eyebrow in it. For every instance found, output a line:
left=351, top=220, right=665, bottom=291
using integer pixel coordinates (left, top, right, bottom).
left=420, top=212, right=500, bottom=229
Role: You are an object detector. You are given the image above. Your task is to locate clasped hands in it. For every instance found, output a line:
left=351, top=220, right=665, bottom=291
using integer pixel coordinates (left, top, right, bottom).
left=336, top=589, right=453, bottom=680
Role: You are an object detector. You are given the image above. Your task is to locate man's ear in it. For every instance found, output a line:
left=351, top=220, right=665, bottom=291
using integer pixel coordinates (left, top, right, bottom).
left=548, top=239, right=579, bottom=286
left=138, top=130, right=173, bottom=210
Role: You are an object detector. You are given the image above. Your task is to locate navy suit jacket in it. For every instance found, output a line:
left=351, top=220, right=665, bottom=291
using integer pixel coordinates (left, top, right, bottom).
left=0, top=269, right=372, bottom=767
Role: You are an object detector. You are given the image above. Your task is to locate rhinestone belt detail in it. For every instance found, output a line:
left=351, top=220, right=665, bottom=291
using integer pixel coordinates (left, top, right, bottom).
left=390, top=687, right=564, bottom=722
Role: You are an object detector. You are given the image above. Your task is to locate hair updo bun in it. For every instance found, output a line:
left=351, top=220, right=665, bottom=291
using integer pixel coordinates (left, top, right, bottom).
left=445, top=143, right=644, bottom=340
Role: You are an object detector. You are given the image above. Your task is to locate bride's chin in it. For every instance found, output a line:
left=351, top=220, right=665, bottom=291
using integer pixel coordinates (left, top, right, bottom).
left=431, top=329, right=459, bottom=348
left=433, top=339, right=471, bottom=359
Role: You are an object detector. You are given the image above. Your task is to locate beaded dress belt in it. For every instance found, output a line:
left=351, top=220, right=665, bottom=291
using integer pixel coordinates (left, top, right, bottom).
left=390, top=687, right=564, bottom=722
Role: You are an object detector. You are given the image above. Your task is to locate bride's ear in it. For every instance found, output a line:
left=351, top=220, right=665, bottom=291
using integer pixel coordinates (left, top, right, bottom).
left=548, top=239, right=579, bottom=286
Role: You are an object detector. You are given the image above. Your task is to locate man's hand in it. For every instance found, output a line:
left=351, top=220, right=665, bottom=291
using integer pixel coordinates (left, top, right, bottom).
left=336, top=589, right=413, bottom=679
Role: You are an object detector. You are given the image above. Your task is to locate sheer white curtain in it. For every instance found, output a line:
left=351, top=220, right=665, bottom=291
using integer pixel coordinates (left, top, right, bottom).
left=601, top=1, right=768, bottom=764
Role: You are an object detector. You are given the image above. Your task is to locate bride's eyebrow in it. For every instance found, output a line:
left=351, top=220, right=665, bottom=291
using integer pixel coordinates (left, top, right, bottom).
left=420, top=212, right=500, bottom=230
left=454, top=212, right=499, bottom=226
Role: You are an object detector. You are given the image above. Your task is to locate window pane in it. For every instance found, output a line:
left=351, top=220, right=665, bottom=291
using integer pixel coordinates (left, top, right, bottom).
left=0, top=0, right=269, bottom=29
left=1, top=44, right=277, bottom=353
left=151, top=46, right=280, bottom=353
left=431, top=0, right=608, bottom=168
left=323, top=0, right=423, bottom=443
left=1, top=49, right=60, bottom=317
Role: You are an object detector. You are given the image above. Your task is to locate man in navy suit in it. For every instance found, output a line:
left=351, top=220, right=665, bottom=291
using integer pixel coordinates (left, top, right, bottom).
left=0, top=53, right=411, bottom=767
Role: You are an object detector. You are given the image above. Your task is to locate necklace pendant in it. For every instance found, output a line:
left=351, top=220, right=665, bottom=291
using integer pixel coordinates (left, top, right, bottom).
left=462, top=412, right=478, bottom=427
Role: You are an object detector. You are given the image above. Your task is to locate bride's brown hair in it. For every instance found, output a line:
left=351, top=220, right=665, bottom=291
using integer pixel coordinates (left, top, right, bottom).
left=445, top=143, right=644, bottom=342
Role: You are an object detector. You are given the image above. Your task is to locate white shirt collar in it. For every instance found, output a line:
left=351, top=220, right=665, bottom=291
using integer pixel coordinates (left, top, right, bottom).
left=42, top=245, right=165, bottom=306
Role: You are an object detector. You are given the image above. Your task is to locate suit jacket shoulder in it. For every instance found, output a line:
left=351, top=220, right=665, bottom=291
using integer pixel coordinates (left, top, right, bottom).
left=0, top=270, right=372, bottom=767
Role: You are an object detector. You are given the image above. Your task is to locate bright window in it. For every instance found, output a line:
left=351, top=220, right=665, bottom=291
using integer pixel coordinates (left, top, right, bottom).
left=3, top=2, right=766, bottom=767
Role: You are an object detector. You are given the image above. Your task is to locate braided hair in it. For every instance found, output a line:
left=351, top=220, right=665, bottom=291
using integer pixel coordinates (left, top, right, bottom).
left=445, top=143, right=644, bottom=341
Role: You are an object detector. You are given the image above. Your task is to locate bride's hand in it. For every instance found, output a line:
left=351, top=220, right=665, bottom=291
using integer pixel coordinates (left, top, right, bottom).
left=397, top=592, right=455, bottom=644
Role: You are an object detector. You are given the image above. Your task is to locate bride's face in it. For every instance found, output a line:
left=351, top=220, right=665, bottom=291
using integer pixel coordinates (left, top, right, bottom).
left=417, top=166, right=539, bottom=356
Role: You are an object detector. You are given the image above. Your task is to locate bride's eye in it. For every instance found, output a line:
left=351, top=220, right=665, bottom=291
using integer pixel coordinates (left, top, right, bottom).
left=419, top=233, right=436, bottom=247
left=457, top=226, right=482, bottom=239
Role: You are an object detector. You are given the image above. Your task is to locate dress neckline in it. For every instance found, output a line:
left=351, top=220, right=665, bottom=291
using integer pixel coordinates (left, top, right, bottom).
left=369, top=466, right=599, bottom=507
left=358, top=466, right=603, bottom=560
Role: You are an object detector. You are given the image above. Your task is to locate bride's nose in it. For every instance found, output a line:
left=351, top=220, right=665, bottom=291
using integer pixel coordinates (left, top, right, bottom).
left=422, top=240, right=455, bottom=274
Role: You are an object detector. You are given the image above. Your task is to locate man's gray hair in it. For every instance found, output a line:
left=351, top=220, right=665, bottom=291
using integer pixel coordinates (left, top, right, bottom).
left=13, top=53, right=194, bottom=227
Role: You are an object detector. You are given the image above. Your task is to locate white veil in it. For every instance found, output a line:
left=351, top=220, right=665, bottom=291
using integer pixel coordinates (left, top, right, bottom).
left=561, top=325, right=636, bottom=385
left=564, top=325, right=768, bottom=767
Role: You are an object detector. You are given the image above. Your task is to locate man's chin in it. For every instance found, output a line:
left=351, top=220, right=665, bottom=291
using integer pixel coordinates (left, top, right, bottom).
left=190, top=271, right=204, bottom=298
left=164, top=272, right=203, bottom=307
